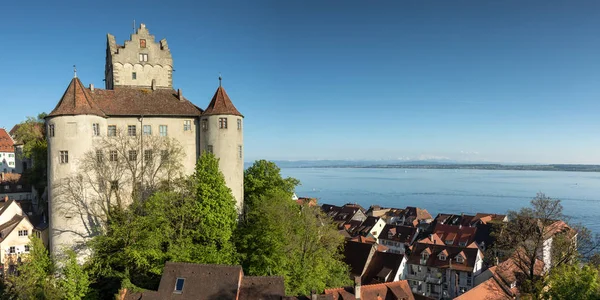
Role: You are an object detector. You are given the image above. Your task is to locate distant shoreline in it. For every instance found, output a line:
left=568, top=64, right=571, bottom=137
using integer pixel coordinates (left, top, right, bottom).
left=291, top=164, right=600, bottom=172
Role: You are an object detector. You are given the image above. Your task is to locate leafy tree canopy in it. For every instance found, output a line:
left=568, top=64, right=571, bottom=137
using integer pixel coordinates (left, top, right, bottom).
left=243, top=160, right=299, bottom=210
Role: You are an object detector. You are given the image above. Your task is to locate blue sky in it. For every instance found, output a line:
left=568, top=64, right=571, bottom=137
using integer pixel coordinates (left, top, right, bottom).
left=1, top=0, right=599, bottom=164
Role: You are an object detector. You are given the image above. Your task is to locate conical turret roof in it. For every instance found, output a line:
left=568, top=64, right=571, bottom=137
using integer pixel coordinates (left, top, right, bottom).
left=203, top=86, right=242, bottom=117
left=48, top=77, right=106, bottom=118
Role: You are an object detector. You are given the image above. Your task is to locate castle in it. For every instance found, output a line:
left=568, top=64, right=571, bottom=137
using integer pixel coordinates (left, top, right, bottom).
left=46, top=23, right=244, bottom=255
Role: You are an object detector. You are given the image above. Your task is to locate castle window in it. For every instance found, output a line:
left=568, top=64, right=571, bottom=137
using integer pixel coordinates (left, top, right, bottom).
left=159, top=125, right=168, bottom=136
left=132, top=72, right=137, bottom=80
left=207, top=145, right=213, bottom=154
left=238, top=145, right=242, bottom=159
left=143, top=125, right=152, bottom=136
left=140, top=39, right=146, bottom=48
left=128, top=125, right=137, bottom=136
left=139, top=53, right=148, bottom=62
left=48, top=124, right=55, bottom=137
left=93, top=123, right=100, bottom=136
left=96, top=150, right=103, bottom=163
left=219, top=118, right=227, bottom=129
left=144, top=149, right=153, bottom=161
left=201, top=119, right=208, bottom=131
left=237, top=119, right=242, bottom=130
left=24, top=245, right=30, bottom=253
left=109, top=150, right=118, bottom=162
left=184, top=120, right=191, bottom=131
left=59, top=151, right=69, bottom=164
left=108, top=125, right=117, bottom=137
left=110, top=180, right=119, bottom=191
left=9, top=247, right=15, bottom=254
left=18, top=230, right=28, bottom=237
left=128, top=150, right=137, bottom=161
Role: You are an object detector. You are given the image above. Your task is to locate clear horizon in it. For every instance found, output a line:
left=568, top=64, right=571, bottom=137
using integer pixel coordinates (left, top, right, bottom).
left=2, top=1, right=599, bottom=164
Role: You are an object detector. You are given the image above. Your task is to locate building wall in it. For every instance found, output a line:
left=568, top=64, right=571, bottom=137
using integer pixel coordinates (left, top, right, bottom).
left=47, top=114, right=201, bottom=255
left=200, top=114, right=244, bottom=211
left=0, top=218, right=34, bottom=265
left=0, top=152, right=15, bottom=173
left=112, top=63, right=172, bottom=88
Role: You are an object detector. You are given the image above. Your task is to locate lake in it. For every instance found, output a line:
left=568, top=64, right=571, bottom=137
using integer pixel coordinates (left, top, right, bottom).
left=280, top=168, right=600, bottom=234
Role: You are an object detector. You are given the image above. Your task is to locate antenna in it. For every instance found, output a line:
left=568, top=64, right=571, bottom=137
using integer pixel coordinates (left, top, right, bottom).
left=73, top=65, right=77, bottom=78
left=133, top=19, right=136, bottom=33
left=218, top=72, right=222, bottom=87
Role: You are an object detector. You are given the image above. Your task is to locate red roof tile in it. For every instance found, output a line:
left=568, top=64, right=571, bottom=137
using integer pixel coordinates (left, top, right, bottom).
left=203, top=86, right=242, bottom=117
left=0, top=129, right=14, bottom=153
left=48, top=78, right=106, bottom=118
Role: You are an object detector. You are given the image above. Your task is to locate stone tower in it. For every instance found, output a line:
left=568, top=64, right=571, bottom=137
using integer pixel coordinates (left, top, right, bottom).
left=105, top=23, right=173, bottom=89
left=201, top=81, right=244, bottom=211
left=46, top=75, right=108, bottom=255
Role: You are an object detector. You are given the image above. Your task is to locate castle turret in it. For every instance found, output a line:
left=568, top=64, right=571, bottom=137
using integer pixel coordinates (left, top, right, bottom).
left=105, top=23, right=173, bottom=89
left=201, top=80, right=244, bottom=211
left=46, top=75, right=107, bottom=255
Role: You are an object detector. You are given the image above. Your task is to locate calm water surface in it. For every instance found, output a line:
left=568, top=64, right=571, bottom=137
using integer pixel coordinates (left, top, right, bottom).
left=280, top=168, right=600, bottom=233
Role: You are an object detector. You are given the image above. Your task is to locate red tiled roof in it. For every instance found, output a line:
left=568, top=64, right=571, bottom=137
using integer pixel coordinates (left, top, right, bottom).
left=203, top=86, right=242, bottom=117
left=0, top=129, right=14, bottom=153
left=408, top=243, right=480, bottom=272
left=454, top=266, right=516, bottom=300
left=324, top=280, right=415, bottom=300
left=48, top=78, right=106, bottom=118
left=433, top=223, right=478, bottom=247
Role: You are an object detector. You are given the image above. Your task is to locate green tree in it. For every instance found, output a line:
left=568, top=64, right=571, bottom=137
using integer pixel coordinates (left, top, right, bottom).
left=57, top=250, right=90, bottom=300
left=545, top=263, right=600, bottom=300
left=12, top=113, right=47, bottom=193
left=3, top=236, right=54, bottom=299
left=237, top=161, right=350, bottom=295
left=243, top=160, right=299, bottom=211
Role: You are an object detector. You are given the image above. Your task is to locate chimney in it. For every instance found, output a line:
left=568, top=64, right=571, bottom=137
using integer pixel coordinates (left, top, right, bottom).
left=3, top=195, right=7, bottom=202
left=311, top=290, right=317, bottom=300
left=89, top=83, right=94, bottom=92
left=177, top=89, right=183, bottom=101
left=354, top=276, right=361, bottom=299
left=151, top=79, right=156, bottom=91
left=459, top=224, right=462, bottom=229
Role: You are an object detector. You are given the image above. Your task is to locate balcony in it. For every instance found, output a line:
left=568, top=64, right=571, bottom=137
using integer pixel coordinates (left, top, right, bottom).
left=425, top=275, right=442, bottom=285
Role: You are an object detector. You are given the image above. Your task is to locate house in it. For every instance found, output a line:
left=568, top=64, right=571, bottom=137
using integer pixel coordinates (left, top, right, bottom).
left=323, top=277, right=415, bottom=300
left=378, top=225, right=419, bottom=255
left=406, top=235, right=484, bottom=299
left=0, top=173, right=33, bottom=202
left=430, top=212, right=507, bottom=251
left=0, top=129, right=15, bottom=174
left=321, top=204, right=367, bottom=230
left=123, top=262, right=285, bottom=300
left=432, top=224, right=477, bottom=248
left=8, top=124, right=42, bottom=174
left=0, top=199, right=48, bottom=277
left=456, top=255, right=544, bottom=300
left=538, top=220, right=576, bottom=272
left=343, top=240, right=378, bottom=278
left=361, top=251, right=407, bottom=285
left=296, top=197, right=318, bottom=207
left=348, top=216, right=387, bottom=240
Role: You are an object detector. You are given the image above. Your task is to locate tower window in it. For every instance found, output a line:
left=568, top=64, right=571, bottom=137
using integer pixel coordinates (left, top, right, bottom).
left=108, top=125, right=117, bottom=137
left=140, top=39, right=146, bottom=48
left=159, top=125, right=168, bottom=136
left=143, top=125, right=152, bottom=136
left=184, top=120, right=191, bottom=131
left=59, top=151, right=69, bottom=164
left=207, top=145, right=213, bottom=154
left=139, top=53, right=148, bottom=62
left=128, top=125, right=137, bottom=136
left=237, top=119, right=242, bottom=130
left=238, top=145, right=242, bottom=159
left=128, top=150, right=137, bottom=161
left=132, top=72, right=137, bottom=80
left=201, top=119, right=208, bottom=131
left=48, top=124, right=55, bottom=137
left=219, top=118, right=227, bottom=129
left=93, top=123, right=100, bottom=136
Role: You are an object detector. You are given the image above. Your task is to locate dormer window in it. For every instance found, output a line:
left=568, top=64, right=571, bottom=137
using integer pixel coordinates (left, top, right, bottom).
left=458, top=241, right=467, bottom=247
left=388, top=232, right=394, bottom=238
left=174, top=278, right=185, bottom=294
left=439, top=254, right=446, bottom=261
left=456, top=256, right=464, bottom=263
left=445, top=240, right=453, bottom=245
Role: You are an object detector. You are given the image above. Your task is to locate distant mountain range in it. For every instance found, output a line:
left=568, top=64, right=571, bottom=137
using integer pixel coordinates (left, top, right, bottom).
left=244, top=160, right=600, bottom=172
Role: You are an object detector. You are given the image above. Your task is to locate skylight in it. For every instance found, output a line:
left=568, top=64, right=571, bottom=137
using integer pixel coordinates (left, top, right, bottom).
left=174, top=278, right=185, bottom=293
